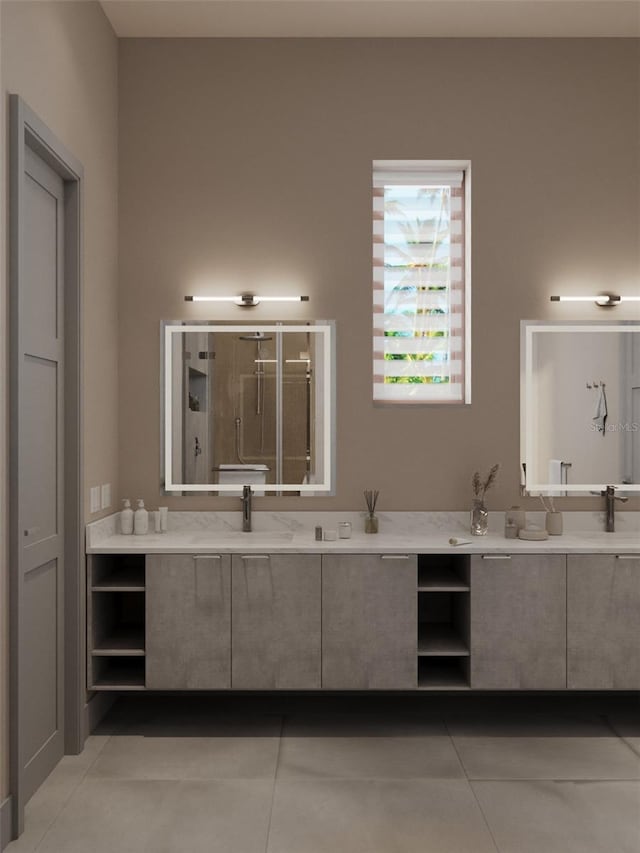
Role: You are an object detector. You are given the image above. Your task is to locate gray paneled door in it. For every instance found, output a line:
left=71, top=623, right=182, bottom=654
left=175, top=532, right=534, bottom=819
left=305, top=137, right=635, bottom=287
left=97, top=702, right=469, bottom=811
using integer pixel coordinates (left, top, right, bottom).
left=567, top=555, right=640, bottom=689
left=231, top=554, right=321, bottom=689
left=470, top=554, right=567, bottom=689
left=322, top=554, right=417, bottom=689
left=16, top=147, right=65, bottom=804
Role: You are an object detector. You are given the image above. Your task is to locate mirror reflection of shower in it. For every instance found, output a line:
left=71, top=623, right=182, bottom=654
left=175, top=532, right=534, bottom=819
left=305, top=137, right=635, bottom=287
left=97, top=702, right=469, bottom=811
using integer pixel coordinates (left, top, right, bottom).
left=169, top=322, right=328, bottom=495
left=238, top=331, right=273, bottom=456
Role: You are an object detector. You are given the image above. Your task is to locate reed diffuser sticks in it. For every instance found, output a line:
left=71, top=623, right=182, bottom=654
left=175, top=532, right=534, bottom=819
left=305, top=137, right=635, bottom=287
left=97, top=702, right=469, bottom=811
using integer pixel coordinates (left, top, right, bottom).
left=364, top=489, right=380, bottom=533
left=364, top=489, right=379, bottom=515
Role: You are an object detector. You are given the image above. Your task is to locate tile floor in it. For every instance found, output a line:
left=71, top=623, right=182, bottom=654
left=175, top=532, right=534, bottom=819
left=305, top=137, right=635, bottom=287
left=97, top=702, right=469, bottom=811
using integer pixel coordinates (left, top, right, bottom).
left=7, top=694, right=640, bottom=853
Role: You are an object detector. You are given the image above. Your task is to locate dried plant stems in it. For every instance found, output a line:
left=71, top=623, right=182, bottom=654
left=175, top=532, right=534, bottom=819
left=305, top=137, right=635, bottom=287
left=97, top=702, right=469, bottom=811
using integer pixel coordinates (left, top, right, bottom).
left=472, top=464, right=501, bottom=499
left=472, top=472, right=482, bottom=498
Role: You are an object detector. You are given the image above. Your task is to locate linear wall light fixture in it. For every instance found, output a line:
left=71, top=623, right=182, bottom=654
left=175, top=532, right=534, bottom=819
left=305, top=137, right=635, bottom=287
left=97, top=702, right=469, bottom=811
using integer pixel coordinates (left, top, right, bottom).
left=550, top=294, right=640, bottom=308
left=184, top=293, right=309, bottom=307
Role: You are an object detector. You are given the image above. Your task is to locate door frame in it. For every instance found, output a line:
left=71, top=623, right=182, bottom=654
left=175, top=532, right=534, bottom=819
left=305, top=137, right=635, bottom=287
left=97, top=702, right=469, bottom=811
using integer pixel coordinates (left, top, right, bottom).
left=9, top=95, right=84, bottom=836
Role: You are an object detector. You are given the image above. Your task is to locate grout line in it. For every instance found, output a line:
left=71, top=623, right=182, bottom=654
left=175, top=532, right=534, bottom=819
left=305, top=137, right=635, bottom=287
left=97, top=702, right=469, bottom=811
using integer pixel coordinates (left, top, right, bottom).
left=442, top=718, right=468, bottom=781
left=263, top=715, right=285, bottom=853
left=602, top=715, right=640, bottom=760
left=30, top=734, right=112, bottom=853
left=443, top=718, right=501, bottom=853
left=465, top=777, right=640, bottom=784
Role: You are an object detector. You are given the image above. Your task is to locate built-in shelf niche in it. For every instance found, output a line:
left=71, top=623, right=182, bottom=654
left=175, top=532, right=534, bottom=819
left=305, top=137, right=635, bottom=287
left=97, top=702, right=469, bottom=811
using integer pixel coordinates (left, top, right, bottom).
left=417, top=554, right=470, bottom=689
left=188, top=366, right=208, bottom=412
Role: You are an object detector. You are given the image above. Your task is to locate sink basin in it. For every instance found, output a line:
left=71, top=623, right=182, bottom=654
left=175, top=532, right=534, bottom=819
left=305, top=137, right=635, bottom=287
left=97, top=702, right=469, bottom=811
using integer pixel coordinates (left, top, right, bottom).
left=227, top=531, right=295, bottom=542
left=562, top=531, right=639, bottom=548
left=185, top=531, right=295, bottom=545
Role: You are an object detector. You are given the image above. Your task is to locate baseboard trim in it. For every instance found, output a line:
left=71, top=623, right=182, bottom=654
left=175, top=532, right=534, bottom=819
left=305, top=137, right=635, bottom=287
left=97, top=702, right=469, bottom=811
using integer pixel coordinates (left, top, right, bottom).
left=83, top=692, right=117, bottom=739
left=0, top=796, right=13, bottom=851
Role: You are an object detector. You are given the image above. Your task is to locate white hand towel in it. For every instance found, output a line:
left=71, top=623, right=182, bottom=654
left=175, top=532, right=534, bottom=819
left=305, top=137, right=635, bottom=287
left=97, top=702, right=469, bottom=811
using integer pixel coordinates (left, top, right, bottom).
left=593, top=386, right=608, bottom=434
left=548, top=459, right=564, bottom=497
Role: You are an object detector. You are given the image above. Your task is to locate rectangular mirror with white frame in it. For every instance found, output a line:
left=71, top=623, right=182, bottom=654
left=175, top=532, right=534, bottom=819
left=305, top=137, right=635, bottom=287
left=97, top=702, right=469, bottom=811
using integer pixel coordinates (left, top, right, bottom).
left=161, top=321, right=335, bottom=495
left=521, top=320, right=640, bottom=495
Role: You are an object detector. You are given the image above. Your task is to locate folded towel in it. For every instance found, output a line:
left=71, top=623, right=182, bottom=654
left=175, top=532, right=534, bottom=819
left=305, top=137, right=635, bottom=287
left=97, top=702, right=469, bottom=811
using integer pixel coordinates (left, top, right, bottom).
left=593, top=386, right=608, bottom=434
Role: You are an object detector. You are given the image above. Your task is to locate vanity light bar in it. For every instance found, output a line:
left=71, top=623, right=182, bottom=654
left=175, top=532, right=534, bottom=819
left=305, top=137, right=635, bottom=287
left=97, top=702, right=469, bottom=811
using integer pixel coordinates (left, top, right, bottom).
left=550, top=294, right=640, bottom=307
left=185, top=294, right=309, bottom=306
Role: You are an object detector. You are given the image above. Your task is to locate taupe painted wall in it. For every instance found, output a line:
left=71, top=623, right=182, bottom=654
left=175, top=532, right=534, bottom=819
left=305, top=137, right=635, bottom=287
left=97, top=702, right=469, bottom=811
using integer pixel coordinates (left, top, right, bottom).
left=0, top=1, right=119, bottom=801
left=119, top=37, right=640, bottom=513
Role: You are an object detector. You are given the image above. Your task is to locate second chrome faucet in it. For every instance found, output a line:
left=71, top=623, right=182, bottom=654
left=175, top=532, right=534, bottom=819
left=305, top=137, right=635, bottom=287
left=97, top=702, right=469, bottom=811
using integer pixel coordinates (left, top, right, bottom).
left=602, top=485, right=628, bottom=533
left=242, top=485, right=252, bottom=532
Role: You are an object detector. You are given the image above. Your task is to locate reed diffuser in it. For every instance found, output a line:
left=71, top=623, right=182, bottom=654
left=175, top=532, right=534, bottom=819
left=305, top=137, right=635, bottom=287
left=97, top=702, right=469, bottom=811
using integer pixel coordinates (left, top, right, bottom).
left=364, top=489, right=379, bottom=534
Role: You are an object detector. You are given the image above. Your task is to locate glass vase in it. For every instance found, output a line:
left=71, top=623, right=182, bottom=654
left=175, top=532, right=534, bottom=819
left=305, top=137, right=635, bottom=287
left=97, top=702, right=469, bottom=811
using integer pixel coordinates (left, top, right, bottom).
left=470, top=499, right=488, bottom=536
left=364, top=513, right=379, bottom=534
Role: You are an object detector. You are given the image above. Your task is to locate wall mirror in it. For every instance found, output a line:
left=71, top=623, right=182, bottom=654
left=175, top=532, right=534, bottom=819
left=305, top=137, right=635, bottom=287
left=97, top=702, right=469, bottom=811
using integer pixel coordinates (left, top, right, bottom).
left=521, top=321, right=640, bottom=494
left=162, top=321, right=335, bottom=495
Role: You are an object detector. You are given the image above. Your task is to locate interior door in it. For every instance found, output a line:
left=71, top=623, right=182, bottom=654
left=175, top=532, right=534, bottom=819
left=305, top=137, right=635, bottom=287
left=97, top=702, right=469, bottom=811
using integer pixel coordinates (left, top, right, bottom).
left=14, top=146, right=65, bottom=814
left=622, top=332, right=640, bottom=484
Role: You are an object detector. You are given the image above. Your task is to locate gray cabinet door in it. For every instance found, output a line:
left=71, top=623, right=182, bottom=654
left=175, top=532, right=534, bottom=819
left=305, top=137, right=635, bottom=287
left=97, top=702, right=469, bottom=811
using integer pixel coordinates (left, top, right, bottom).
left=568, top=555, right=640, bottom=689
left=232, top=554, right=321, bottom=689
left=322, top=554, right=417, bottom=689
left=470, top=555, right=566, bottom=689
left=146, top=554, right=231, bottom=689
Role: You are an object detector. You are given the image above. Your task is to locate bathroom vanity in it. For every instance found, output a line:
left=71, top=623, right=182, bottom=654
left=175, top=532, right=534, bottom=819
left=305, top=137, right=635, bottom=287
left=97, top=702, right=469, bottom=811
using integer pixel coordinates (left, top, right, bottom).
left=85, top=515, right=640, bottom=694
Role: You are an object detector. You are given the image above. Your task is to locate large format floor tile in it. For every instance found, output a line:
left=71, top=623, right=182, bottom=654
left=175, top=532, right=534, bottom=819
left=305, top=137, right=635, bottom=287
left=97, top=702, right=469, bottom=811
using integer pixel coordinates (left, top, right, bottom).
left=473, top=780, right=640, bottom=853
left=5, top=736, right=109, bottom=853
left=267, top=779, right=498, bottom=853
left=447, top=713, right=640, bottom=779
left=34, top=777, right=272, bottom=853
left=87, top=732, right=280, bottom=780
left=607, top=713, right=640, bottom=757
left=8, top=697, right=640, bottom=853
left=278, top=714, right=464, bottom=779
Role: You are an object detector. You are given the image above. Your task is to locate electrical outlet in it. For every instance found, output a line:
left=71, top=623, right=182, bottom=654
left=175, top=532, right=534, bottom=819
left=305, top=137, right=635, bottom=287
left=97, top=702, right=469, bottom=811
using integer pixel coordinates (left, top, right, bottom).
left=101, top=483, right=111, bottom=510
left=90, top=486, right=101, bottom=514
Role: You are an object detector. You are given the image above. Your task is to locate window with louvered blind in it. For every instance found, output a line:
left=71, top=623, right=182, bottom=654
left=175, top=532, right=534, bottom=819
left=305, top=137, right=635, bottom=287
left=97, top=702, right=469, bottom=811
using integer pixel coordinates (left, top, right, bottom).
left=373, top=160, right=471, bottom=403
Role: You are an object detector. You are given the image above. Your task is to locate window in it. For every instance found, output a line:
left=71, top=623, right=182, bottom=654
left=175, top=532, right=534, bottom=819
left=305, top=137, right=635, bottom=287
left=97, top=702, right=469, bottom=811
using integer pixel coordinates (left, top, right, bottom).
left=373, top=160, right=470, bottom=403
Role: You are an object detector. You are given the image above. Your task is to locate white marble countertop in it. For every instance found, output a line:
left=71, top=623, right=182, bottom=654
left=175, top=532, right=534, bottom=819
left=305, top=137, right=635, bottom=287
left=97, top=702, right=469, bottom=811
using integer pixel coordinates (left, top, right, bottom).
left=87, top=511, right=640, bottom=555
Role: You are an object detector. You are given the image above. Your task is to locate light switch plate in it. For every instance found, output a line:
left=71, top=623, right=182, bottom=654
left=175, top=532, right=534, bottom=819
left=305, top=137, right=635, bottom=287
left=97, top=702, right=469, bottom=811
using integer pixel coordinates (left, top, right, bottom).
left=90, top=486, right=100, bottom=514
left=101, top=483, right=111, bottom=510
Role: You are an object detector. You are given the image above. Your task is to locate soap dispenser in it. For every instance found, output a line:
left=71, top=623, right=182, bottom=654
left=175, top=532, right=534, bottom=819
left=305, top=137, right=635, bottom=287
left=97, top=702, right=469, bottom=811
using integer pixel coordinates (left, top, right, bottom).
left=134, top=498, right=149, bottom=535
left=121, top=499, right=134, bottom=535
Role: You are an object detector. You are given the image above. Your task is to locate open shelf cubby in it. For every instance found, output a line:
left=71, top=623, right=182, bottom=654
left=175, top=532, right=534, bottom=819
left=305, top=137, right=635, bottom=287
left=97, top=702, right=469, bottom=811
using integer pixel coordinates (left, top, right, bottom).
left=418, top=657, right=470, bottom=690
left=90, top=553, right=145, bottom=591
left=418, top=554, right=470, bottom=591
left=88, top=554, right=146, bottom=690
left=90, top=657, right=146, bottom=691
left=417, top=555, right=470, bottom=689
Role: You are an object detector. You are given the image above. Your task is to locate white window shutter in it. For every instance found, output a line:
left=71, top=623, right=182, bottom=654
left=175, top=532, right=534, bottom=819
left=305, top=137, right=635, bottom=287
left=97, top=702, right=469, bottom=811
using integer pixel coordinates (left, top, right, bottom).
left=373, top=160, right=470, bottom=404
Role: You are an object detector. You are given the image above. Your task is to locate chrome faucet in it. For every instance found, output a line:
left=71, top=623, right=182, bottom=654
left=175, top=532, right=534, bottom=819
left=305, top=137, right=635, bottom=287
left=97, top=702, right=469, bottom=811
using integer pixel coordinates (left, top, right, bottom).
left=242, top=485, right=252, bottom=532
left=602, top=485, right=628, bottom=532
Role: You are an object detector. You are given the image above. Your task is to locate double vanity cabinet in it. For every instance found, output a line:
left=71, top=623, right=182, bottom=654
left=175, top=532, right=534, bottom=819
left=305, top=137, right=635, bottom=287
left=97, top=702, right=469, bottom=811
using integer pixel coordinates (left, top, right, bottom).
left=86, top=547, right=640, bottom=693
